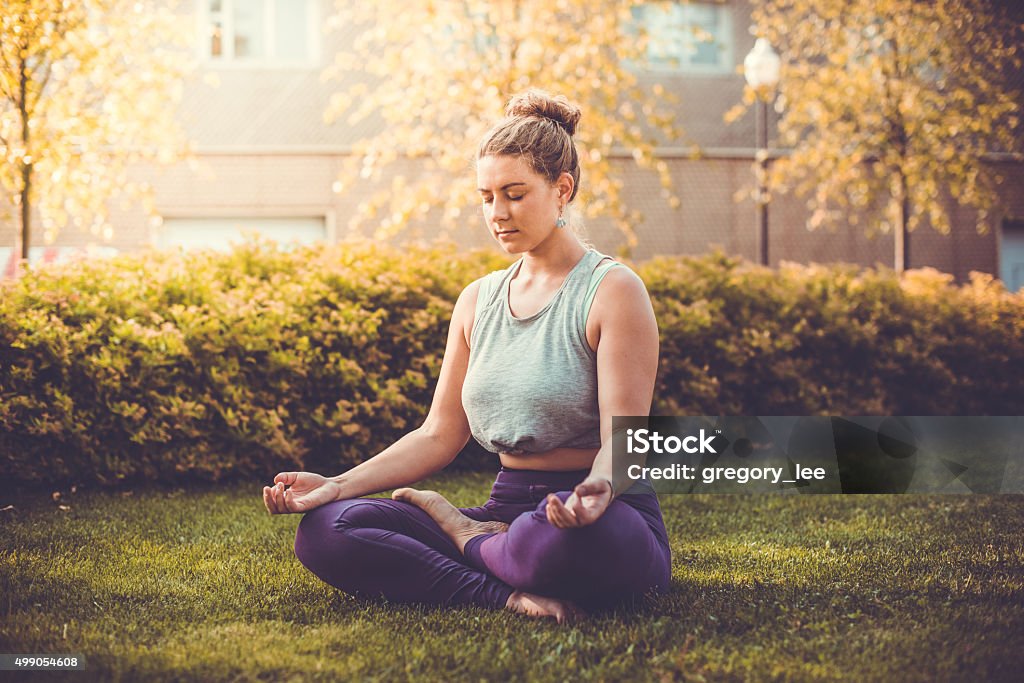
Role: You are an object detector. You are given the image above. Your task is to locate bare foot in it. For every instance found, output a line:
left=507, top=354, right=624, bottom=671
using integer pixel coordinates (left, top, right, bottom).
left=505, top=590, right=585, bottom=625
left=392, top=488, right=509, bottom=553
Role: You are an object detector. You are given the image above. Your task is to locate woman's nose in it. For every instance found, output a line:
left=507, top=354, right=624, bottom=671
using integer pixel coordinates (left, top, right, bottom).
left=491, top=198, right=510, bottom=221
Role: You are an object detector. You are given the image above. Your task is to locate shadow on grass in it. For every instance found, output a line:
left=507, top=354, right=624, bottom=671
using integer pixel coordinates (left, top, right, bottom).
left=2, top=481, right=1023, bottom=681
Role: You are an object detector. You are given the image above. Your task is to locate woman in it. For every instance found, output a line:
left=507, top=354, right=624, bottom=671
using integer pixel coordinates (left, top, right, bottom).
left=262, top=89, right=670, bottom=623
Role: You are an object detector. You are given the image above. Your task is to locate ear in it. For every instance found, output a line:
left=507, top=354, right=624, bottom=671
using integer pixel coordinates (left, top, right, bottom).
left=555, top=171, right=575, bottom=202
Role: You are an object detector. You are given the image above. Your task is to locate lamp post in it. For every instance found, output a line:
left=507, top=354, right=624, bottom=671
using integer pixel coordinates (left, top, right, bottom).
left=743, top=38, right=780, bottom=266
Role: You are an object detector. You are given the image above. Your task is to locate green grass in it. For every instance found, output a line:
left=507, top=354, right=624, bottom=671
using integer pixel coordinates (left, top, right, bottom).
left=1, top=473, right=1023, bottom=682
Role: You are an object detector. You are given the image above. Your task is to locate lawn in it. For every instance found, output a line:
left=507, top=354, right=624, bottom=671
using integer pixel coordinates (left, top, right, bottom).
left=1, top=472, right=1022, bottom=682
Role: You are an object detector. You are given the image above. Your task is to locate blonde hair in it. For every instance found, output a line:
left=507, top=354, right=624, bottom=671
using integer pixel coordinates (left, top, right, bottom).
left=478, top=89, right=589, bottom=243
left=478, top=89, right=582, bottom=204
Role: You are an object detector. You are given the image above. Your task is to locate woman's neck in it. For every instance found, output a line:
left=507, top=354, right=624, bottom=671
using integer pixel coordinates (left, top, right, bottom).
left=517, top=232, right=588, bottom=283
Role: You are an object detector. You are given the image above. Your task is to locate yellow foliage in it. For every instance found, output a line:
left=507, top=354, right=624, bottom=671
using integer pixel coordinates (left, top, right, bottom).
left=0, top=0, right=195, bottom=251
left=323, top=0, right=684, bottom=246
left=732, top=0, right=1022, bottom=269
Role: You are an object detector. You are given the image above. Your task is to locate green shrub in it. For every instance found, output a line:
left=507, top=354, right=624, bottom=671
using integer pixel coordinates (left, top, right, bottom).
left=0, top=240, right=508, bottom=486
left=640, top=252, right=1024, bottom=416
left=1, top=242, right=1020, bottom=488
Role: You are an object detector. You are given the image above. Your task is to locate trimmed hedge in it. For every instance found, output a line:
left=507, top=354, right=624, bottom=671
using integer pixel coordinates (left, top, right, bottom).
left=1, top=242, right=1021, bottom=487
left=639, top=253, right=1023, bottom=416
left=0, top=241, right=508, bottom=486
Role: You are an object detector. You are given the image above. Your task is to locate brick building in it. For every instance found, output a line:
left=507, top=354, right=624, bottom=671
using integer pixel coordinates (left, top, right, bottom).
left=2, top=0, right=1022, bottom=289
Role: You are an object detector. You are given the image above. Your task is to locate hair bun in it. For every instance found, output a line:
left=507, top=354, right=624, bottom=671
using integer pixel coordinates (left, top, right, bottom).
left=505, top=89, right=581, bottom=136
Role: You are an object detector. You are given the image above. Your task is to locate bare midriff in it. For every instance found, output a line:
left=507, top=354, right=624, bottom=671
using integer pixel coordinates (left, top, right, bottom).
left=498, top=446, right=599, bottom=472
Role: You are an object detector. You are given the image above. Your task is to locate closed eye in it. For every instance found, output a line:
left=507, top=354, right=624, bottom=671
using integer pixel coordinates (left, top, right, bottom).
left=480, top=194, right=523, bottom=204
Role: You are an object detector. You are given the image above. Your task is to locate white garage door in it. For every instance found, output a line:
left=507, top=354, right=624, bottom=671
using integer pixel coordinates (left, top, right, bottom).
left=156, top=216, right=326, bottom=251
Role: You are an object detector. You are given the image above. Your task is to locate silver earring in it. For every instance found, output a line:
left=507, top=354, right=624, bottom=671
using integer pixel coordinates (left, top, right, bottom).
left=555, top=209, right=566, bottom=229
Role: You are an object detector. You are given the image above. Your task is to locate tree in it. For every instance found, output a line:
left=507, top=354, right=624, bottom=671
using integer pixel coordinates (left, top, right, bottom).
left=727, top=0, right=1023, bottom=271
left=323, top=0, right=686, bottom=249
left=0, top=0, right=194, bottom=261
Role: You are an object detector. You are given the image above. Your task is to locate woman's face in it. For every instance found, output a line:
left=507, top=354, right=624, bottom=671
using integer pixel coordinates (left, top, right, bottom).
left=476, top=154, right=570, bottom=254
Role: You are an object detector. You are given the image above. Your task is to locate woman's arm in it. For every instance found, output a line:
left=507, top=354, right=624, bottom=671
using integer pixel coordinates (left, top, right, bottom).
left=544, top=267, right=659, bottom=527
left=263, top=279, right=481, bottom=514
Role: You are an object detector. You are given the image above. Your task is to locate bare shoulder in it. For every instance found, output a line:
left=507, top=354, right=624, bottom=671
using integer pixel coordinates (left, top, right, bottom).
left=592, top=263, right=652, bottom=310
left=586, top=263, right=656, bottom=351
left=458, top=277, right=484, bottom=308
left=456, top=277, right=484, bottom=345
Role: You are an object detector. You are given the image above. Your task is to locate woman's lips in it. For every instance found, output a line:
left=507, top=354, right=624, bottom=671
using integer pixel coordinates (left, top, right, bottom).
left=496, top=230, right=518, bottom=238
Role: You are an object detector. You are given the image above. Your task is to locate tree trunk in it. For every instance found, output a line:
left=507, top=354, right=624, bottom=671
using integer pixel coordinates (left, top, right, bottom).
left=901, top=192, right=910, bottom=272
left=20, top=165, right=31, bottom=262
left=19, top=50, right=31, bottom=262
left=894, top=173, right=909, bottom=272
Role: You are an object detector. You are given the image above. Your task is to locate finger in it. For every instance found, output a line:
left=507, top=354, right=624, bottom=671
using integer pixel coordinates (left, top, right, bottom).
left=545, top=500, right=560, bottom=527
left=545, top=495, right=566, bottom=527
left=268, top=483, right=282, bottom=514
left=262, top=486, right=275, bottom=514
left=564, top=491, right=603, bottom=527
left=575, top=480, right=611, bottom=499
left=546, top=500, right=572, bottom=528
left=564, top=492, right=585, bottom=517
left=559, top=497, right=579, bottom=525
left=565, top=501, right=587, bottom=525
left=274, top=472, right=296, bottom=486
left=546, top=494, right=578, bottom=527
left=267, top=485, right=284, bottom=515
left=267, top=484, right=280, bottom=514
left=276, top=482, right=289, bottom=513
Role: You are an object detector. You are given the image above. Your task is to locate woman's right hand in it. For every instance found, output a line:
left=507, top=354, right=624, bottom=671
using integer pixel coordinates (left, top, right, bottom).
left=262, top=472, right=342, bottom=514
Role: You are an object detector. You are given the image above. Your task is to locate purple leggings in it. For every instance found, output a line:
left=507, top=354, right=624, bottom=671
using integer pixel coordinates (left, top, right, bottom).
left=293, top=467, right=671, bottom=610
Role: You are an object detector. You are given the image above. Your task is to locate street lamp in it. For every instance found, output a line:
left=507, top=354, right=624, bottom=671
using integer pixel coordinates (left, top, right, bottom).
left=743, top=38, right=781, bottom=266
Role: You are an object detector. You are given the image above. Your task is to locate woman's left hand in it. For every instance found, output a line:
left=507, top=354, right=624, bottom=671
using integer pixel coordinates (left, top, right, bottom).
left=545, top=476, right=613, bottom=528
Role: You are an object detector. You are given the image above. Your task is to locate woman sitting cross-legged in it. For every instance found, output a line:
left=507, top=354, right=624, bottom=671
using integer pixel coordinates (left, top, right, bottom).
left=262, top=89, right=670, bottom=623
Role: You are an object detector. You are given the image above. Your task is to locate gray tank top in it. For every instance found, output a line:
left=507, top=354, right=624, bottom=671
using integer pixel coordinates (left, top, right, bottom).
left=461, top=249, right=621, bottom=454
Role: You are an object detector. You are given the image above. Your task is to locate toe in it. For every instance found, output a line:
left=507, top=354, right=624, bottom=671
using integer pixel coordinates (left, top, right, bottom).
left=392, top=487, right=415, bottom=501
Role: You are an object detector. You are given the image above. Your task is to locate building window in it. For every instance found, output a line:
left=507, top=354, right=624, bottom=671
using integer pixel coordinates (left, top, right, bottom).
left=1001, top=219, right=1024, bottom=293
left=632, top=2, right=733, bottom=73
left=206, top=0, right=318, bottom=65
left=155, top=216, right=326, bottom=251
left=1, top=247, right=119, bottom=280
